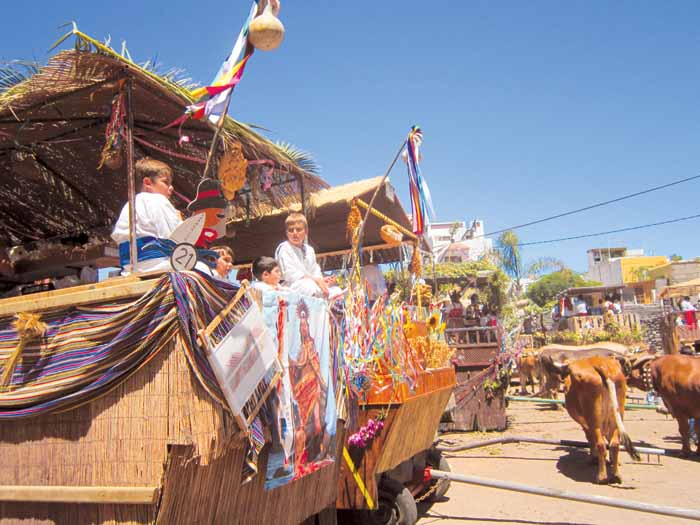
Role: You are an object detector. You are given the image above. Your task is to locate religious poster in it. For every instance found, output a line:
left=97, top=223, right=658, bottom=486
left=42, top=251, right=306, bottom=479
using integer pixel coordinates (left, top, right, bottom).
left=262, top=290, right=337, bottom=490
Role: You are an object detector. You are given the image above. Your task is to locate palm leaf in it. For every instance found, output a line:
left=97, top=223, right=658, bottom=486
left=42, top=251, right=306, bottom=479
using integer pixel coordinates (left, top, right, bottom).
left=275, top=141, right=320, bottom=175
left=0, top=61, right=40, bottom=94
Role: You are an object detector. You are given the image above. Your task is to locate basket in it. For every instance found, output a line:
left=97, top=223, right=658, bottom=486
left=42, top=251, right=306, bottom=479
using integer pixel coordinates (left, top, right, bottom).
left=380, top=224, right=403, bottom=246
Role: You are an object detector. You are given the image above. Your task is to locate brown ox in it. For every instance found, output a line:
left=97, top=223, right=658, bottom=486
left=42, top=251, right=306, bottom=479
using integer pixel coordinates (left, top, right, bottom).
left=538, top=342, right=629, bottom=398
left=628, top=354, right=700, bottom=457
left=553, top=356, right=640, bottom=484
left=517, top=349, right=542, bottom=395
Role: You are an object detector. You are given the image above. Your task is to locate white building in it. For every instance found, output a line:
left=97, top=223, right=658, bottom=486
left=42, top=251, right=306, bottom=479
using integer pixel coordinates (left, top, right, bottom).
left=426, top=219, right=493, bottom=263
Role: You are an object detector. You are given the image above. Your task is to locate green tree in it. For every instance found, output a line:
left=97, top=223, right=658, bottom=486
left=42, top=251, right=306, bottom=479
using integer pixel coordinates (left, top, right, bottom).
left=526, top=269, right=601, bottom=307
left=495, top=230, right=522, bottom=283
left=670, top=254, right=683, bottom=262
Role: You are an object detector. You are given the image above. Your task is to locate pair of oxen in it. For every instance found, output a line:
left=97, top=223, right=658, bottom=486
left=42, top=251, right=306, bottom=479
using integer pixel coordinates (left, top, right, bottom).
left=517, top=343, right=700, bottom=484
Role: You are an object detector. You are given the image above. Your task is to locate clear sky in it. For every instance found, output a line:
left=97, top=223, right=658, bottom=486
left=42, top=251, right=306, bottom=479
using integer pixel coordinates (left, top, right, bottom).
left=3, top=1, right=700, bottom=272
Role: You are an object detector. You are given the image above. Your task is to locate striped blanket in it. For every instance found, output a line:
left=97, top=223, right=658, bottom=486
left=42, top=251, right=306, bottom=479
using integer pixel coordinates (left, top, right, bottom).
left=0, top=271, right=240, bottom=419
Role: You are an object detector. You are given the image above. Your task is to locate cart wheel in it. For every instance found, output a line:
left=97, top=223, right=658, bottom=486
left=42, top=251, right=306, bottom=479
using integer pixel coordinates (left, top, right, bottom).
left=364, top=477, right=418, bottom=525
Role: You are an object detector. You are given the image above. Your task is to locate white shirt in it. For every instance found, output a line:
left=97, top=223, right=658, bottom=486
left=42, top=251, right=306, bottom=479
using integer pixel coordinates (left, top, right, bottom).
left=275, top=241, right=323, bottom=295
left=681, top=300, right=696, bottom=312
left=111, top=192, right=182, bottom=273
left=111, top=192, right=182, bottom=244
left=575, top=301, right=588, bottom=314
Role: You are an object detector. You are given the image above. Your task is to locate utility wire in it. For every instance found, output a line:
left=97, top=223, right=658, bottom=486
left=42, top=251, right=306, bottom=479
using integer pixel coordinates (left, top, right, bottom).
left=518, top=213, right=700, bottom=246
left=485, top=173, right=700, bottom=237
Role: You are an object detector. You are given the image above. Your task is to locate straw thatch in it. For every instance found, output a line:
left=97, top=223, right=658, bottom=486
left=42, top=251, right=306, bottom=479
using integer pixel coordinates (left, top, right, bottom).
left=0, top=281, right=343, bottom=524
left=228, top=176, right=423, bottom=268
left=0, top=29, right=327, bottom=248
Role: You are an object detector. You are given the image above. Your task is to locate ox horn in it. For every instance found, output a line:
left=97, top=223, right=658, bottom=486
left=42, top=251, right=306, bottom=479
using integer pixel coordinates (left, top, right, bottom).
left=631, top=355, right=655, bottom=370
left=550, top=360, right=571, bottom=378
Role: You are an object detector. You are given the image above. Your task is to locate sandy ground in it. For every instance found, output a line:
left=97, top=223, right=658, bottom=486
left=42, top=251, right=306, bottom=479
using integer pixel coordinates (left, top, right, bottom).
left=418, top=389, right=700, bottom=525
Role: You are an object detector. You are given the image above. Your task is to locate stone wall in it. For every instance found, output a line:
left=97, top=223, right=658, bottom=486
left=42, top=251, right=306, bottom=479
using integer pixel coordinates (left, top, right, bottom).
left=623, top=303, right=664, bottom=351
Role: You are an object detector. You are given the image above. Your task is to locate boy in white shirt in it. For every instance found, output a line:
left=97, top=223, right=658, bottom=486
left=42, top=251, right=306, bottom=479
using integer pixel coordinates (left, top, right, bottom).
left=274, top=213, right=330, bottom=297
left=111, top=158, right=182, bottom=273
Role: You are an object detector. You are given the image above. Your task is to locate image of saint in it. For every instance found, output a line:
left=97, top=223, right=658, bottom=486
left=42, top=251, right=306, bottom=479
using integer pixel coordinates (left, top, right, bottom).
left=289, top=299, right=328, bottom=473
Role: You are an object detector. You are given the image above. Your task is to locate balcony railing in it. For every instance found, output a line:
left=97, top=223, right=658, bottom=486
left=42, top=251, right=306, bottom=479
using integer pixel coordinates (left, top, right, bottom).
left=445, top=326, right=500, bottom=348
left=560, top=313, right=640, bottom=333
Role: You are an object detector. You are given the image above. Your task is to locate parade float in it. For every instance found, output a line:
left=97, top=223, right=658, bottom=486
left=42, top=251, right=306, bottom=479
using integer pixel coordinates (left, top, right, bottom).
left=0, top=3, right=347, bottom=523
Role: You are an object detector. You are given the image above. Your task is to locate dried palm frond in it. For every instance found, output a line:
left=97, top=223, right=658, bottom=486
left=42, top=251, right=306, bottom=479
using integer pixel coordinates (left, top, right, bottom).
left=0, top=61, right=40, bottom=94
left=274, top=141, right=320, bottom=176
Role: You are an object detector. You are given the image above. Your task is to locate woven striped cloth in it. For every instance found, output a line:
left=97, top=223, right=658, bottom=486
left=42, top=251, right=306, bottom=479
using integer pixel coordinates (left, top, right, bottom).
left=0, top=271, right=240, bottom=419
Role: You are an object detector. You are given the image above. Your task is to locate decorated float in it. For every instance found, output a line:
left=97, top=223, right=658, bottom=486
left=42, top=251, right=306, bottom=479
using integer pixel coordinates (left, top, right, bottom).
left=0, top=4, right=346, bottom=524
left=319, top=129, right=457, bottom=524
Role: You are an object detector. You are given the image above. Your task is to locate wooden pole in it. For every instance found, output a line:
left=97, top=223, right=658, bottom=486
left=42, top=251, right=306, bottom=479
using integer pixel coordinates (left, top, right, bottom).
left=201, top=7, right=260, bottom=181
left=124, top=79, right=138, bottom=270
left=355, top=139, right=407, bottom=256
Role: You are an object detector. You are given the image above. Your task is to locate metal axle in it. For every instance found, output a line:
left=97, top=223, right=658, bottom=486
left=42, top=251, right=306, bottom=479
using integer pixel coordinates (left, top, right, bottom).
left=506, top=395, right=658, bottom=410
left=436, top=435, right=666, bottom=456
left=429, top=469, right=700, bottom=521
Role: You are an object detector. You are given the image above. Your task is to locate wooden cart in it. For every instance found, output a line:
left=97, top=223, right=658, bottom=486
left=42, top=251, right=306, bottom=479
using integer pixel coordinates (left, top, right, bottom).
left=0, top=276, right=344, bottom=525
left=336, top=367, right=455, bottom=522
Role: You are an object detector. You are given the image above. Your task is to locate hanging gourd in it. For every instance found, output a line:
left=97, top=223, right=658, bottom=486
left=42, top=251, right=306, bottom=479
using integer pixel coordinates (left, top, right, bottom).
left=248, top=0, right=285, bottom=51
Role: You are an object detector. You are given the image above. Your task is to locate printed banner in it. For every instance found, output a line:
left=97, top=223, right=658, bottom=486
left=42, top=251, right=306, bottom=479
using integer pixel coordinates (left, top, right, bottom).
left=206, top=301, right=281, bottom=429
left=262, top=290, right=337, bottom=490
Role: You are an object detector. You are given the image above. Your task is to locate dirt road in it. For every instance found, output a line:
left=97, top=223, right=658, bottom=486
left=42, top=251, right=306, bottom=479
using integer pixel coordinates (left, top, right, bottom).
left=419, top=393, right=700, bottom=525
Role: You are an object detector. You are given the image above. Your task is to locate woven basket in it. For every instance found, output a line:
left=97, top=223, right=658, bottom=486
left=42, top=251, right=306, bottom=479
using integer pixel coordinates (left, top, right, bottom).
left=380, top=224, right=403, bottom=246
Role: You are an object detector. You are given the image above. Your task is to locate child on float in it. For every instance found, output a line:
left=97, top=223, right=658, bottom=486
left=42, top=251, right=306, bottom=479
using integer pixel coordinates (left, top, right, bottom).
left=274, top=212, right=336, bottom=298
left=111, top=158, right=181, bottom=273
left=211, top=245, right=234, bottom=280
left=251, top=256, right=284, bottom=292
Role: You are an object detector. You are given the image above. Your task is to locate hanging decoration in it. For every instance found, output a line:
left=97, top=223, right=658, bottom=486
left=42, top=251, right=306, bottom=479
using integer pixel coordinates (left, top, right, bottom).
left=218, top=142, right=249, bottom=200
left=248, top=0, right=285, bottom=51
left=404, top=126, right=435, bottom=235
left=346, top=200, right=362, bottom=243
left=98, top=81, right=127, bottom=170
left=409, top=242, right=422, bottom=276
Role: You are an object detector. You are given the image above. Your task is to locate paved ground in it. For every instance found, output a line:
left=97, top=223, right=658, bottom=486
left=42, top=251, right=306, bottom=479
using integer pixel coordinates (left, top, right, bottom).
left=417, top=389, right=700, bottom=525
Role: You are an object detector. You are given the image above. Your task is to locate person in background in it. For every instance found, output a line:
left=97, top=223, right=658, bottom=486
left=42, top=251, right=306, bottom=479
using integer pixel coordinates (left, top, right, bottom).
left=111, top=158, right=182, bottom=273
left=603, top=297, right=613, bottom=312
left=612, top=299, right=622, bottom=314
left=466, top=293, right=481, bottom=320
left=211, top=245, right=234, bottom=280
left=448, top=291, right=464, bottom=319
left=275, top=213, right=333, bottom=297
left=252, top=256, right=283, bottom=292
left=680, top=296, right=697, bottom=327
left=575, top=295, right=588, bottom=316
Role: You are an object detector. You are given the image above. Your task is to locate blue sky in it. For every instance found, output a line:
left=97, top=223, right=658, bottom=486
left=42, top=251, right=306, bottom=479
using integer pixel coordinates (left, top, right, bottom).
left=3, top=1, right=700, bottom=272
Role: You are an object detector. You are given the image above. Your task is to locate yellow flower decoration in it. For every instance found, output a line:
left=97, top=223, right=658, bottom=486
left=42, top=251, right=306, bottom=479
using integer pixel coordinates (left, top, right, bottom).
left=427, top=313, right=439, bottom=331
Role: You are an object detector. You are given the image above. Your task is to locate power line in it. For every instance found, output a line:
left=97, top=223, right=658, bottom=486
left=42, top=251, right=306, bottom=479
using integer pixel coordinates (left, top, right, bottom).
left=518, top=213, right=700, bottom=246
left=485, top=173, right=700, bottom=237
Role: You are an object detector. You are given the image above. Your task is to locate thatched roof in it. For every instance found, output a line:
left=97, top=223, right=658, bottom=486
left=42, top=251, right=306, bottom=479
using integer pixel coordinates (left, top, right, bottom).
left=659, top=277, right=700, bottom=299
left=0, top=29, right=327, bottom=248
left=228, top=176, right=421, bottom=268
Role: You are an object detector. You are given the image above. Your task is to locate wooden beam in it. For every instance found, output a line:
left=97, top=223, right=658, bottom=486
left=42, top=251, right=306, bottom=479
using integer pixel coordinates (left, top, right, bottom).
left=0, top=485, right=159, bottom=504
left=0, top=275, right=160, bottom=317
left=355, top=198, right=417, bottom=241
